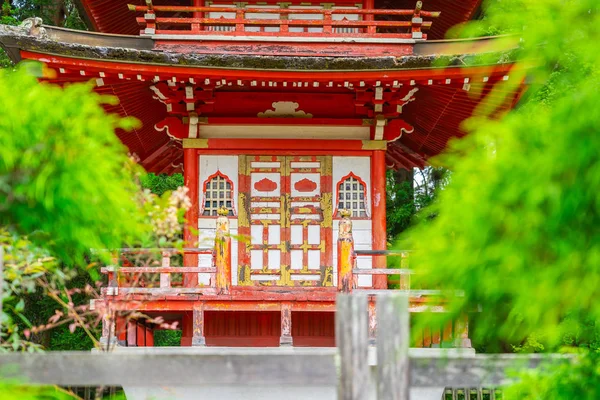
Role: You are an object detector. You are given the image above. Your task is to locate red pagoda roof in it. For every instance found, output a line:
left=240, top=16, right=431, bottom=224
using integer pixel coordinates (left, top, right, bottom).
left=0, top=21, right=522, bottom=174
left=75, top=0, right=481, bottom=40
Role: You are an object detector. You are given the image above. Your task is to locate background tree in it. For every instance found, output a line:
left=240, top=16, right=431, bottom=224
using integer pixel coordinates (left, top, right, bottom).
left=402, top=0, right=600, bottom=396
left=1, top=0, right=85, bottom=67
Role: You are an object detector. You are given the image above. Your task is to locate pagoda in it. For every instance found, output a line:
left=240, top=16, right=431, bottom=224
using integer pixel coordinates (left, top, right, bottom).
left=0, top=0, right=524, bottom=348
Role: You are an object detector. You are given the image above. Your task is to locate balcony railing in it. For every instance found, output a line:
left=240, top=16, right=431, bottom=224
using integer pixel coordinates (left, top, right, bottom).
left=128, top=1, right=440, bottom=40
left=100, top=209, right=420, bottom=296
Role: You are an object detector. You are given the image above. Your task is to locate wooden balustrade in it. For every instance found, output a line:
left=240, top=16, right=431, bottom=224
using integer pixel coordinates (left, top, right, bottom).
left=102, top=209, right=412, bottom=295
left=127, top=1, right=439, bottom=39
left=337, top=209, right=413, bottom=293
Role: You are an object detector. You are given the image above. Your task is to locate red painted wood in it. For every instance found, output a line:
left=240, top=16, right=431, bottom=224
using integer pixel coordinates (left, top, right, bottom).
left=23, top=51, right=517, bottom=81
left=127, top=320, right=137, bottom=347
left=371, top=150, right=387, bottom=289
left=183, top=148, right=199, bottom=287
left=204, top=311, right=280, bottom=347
left=197, top=150, right=372, bottom=157
left=116, top=315, right=127, bottom=343
left=180, top=311, right=193, bottom=346
left=145, top=325, right=154, bottom=347
left=136, top=323, right=146, bottom=346
left=291, top=312, right=335, bottom=347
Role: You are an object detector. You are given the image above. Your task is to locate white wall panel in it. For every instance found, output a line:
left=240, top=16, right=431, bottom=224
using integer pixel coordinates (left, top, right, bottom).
left=332, top=154, right=374, bottom=288
left=197, top=155, right=239, bottom=285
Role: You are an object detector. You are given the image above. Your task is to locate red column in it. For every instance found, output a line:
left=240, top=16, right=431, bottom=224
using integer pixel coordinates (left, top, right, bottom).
left=364, top=0, right=375, bottom=34
left=371, top=150, right=387, bottom=289
left=184, top=148, right=199, bottom=287
left=192, top=0, right=203, bottom=32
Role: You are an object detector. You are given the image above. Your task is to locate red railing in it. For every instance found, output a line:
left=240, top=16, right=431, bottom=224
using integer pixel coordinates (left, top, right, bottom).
left=99, top=210, right=418, bottom=296
left=128, top=1, right=440, bottom=39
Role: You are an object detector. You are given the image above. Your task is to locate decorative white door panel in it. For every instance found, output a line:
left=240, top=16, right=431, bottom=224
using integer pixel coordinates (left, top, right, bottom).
left=238, top=155, right=333, bottom=287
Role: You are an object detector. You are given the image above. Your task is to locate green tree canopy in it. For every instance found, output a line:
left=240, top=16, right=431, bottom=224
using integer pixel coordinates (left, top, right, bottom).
left=406, top=0, right=600, bottom=354
left=0, top=64, right=148, bottom=264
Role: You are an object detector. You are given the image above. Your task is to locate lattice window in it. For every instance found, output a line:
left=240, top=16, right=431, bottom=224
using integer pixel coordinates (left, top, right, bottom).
left=336, top=174, right=368, bottom=218
left=202, top=172, right=235, bottom=216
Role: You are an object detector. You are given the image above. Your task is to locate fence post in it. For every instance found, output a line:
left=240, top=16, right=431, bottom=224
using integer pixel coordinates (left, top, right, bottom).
left=337, top=210, right=355, bottom=293
left=160, top=251, right=171, bottom=288
left=336, top=293, right=369, bottom=400
left=215, top=206, right=231, bottom=295
left=376, top=293, right=410, bottom=400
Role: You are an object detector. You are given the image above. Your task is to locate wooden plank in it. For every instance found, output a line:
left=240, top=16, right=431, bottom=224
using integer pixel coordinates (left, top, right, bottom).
left=0, top=350, right=337, bottom=386
left=377, top=294, right=409, bottom=400
left=0, top=351, right=573, bottom=387
left=352, top=269, right=412, bottom=275
left=336, top=293, right=369, bottom=400
left=101, top=267, right=216, bottom=273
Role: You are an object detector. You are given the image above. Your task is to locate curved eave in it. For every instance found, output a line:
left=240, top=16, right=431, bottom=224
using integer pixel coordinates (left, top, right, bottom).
left=0, top=25, right=520, bottom=71
left=0, top=25, right=526, bottom=174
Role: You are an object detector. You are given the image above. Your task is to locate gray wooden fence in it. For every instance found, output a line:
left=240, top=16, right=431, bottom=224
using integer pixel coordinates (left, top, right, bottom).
left=0, top=293, right=572, bottom=399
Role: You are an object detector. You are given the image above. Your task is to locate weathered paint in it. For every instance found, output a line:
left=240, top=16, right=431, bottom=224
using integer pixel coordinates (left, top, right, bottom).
left=215, top=207, right=232, bottom=295
left=337, top=210, right=355, bottom=293
left=192, top=303, right=206, bottom=346
left=280, top=302, right=293, bottom=346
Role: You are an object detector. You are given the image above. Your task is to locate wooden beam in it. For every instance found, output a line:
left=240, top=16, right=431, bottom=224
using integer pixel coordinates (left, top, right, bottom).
left=183, top=138, right=384, bottom=151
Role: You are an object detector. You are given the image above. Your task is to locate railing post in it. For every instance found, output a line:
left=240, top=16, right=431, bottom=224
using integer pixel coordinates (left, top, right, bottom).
left=337, top=209, right=355, bottom=293
left=106, top=253, right=119, bottom=295
left=235, top=7, right=245, bottom=32
left=215, top=206, right=232, bottom=295
left=411, top=1, right=423, bottom=39
left=377, top=293, right=410, bottom=400
left=160, top=251, right=171, bottom=288
left=323, top=10, right=333, bottom=34
left=336, top=293, right=369, bottom=400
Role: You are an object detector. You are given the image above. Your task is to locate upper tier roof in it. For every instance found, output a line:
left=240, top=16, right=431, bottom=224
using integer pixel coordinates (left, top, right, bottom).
left=0, top=22, right=522, bottom=174
left=74, top=0, right=481, bottom=40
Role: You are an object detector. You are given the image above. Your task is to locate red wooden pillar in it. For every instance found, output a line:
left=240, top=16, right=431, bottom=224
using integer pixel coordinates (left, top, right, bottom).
left=184, top=148, right=199, bottom=287
left=136, top=322, right=146, bottom=347
left=364, top=0, right=375, bottom=34
left=371, top=150, right=387, bottom=289
left=116, top=315, right=127, bottom=346
left=145, top=325, right=154, bottom=347
left=192, top=0, right=204, bottom=32
left=127, top=320, right=137, bottom=347
left=181, top=311, right=193, bottom=346
left=280, top=302, right=292, bottom=346
left=192, top=303, right=206, bottom=346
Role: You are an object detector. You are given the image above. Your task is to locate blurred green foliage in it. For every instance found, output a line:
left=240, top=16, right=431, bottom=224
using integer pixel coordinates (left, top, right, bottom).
left=400, top=0, right=600, bottom=395
left=153, top=329, right=182, bottom=346
left=0, top=383, right=73, bottom=399
left=0, top=65, right=149, bottom=265
left=140, top=173, right=184, bottom=196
